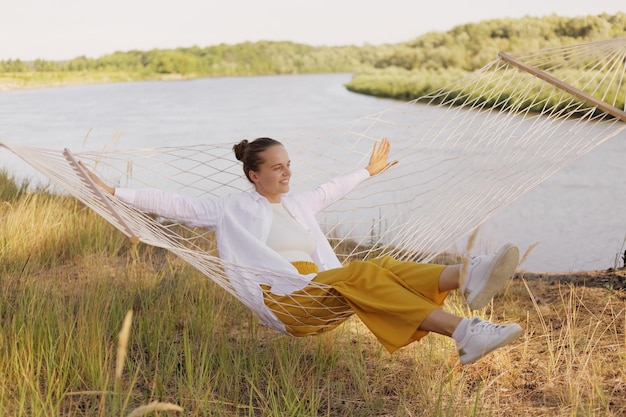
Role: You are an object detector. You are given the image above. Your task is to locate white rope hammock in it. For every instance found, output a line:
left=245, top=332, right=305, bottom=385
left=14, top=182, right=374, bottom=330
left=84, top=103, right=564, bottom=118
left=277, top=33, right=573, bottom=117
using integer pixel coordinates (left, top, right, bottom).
left=2, top=37, right=626, bottom=335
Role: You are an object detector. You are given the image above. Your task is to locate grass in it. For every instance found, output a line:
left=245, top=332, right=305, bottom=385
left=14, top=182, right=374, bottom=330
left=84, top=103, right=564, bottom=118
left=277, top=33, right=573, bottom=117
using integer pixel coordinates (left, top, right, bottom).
left=1, top=172, right=626, bottom=416
left=0, top=71, right=156, bottom=92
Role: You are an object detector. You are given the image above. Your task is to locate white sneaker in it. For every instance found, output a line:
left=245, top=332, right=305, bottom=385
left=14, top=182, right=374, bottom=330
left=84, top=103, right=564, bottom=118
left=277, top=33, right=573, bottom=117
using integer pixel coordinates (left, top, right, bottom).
left=462, top=244, right=519, bottom=310
left=457, top=317, right=523, bottom=365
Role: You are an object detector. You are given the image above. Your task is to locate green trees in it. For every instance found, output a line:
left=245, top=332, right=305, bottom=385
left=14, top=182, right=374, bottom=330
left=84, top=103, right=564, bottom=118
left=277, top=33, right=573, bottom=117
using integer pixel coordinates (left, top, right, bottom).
left=1, top=12, right=624, bottom=97
left=345, top=12, right=626, bottom=100
left=0, top=42, right=384, bottom=78
left=366, top=13, right=626, bottom=74
left=0, top=59, right=29, bottom=72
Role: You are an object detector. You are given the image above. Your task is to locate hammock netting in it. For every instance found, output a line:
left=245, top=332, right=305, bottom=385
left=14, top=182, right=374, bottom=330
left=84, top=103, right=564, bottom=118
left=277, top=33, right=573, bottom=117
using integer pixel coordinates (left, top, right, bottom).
left=2, top=37, right=626, bottom=334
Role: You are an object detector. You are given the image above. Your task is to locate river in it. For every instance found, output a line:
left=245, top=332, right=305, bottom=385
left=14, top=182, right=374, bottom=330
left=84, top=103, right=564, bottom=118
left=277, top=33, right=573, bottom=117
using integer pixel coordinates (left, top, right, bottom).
left=1, top=73, right=625, bottom=272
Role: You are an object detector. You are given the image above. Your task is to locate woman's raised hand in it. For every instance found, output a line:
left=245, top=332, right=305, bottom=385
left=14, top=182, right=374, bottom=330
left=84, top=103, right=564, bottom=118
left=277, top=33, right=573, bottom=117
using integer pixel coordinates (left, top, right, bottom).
left=78, top=161, right=115, bottom=195
left=365, top=138, right=398, bottom=176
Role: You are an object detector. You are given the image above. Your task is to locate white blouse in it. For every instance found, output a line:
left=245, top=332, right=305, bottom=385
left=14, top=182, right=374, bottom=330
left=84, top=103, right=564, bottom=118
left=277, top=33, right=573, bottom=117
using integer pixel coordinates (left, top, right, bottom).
left=113, top=168, right=371, bottom=331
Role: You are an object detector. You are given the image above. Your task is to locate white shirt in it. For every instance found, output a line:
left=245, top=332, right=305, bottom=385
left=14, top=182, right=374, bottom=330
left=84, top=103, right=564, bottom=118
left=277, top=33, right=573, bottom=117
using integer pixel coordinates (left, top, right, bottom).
left=114, top=168, right=370, bottom=331
left=266, top=203, right=316, bottom=263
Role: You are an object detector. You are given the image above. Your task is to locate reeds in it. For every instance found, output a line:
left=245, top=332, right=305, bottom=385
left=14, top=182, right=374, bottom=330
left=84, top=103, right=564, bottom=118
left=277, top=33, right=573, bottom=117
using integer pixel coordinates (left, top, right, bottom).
left=1, top=172, right=625, bottom=416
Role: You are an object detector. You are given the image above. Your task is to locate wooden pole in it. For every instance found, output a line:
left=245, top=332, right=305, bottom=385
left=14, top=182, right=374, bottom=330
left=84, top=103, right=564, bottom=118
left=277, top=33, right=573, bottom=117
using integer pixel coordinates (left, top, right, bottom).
left=499, top=52, right=626, bottom=122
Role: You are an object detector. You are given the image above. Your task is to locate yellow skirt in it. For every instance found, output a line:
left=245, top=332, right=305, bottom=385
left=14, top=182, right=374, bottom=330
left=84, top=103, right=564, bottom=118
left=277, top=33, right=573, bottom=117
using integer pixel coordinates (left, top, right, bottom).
left=263, top=256, right=448, bottom=353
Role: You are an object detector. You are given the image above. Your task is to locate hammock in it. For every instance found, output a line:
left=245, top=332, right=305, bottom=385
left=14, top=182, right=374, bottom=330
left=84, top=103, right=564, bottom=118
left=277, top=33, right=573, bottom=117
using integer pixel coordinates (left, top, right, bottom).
left=2, top=37, right=626, bottom=335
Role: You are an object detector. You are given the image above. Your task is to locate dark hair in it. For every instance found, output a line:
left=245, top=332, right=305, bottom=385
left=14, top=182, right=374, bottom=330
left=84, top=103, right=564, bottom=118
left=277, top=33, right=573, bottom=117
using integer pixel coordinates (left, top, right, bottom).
left=232, top=137, right=283, bottom=183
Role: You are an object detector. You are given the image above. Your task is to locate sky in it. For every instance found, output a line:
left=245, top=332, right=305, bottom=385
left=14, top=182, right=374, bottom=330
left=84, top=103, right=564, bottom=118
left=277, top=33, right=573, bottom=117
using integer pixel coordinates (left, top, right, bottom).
left=0, top=0, right=624, bottom=61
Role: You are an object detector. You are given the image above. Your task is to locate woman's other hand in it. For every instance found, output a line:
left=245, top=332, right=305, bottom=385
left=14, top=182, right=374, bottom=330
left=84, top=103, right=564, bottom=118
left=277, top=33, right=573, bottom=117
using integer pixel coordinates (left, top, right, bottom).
left=78, top=161, right=115, bottom=195
left=366, top=138, right=398, bottom=176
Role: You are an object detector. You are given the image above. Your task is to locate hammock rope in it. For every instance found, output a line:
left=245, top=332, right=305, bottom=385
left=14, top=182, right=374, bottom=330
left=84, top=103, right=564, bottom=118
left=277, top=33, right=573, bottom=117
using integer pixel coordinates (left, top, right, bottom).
left=2, top=37, right=626, bottom=334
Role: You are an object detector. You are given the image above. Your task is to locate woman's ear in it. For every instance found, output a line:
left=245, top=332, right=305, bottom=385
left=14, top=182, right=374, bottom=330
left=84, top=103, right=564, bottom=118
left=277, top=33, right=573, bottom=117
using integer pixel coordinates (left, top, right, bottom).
left=248, top=170, right=259, bottom=183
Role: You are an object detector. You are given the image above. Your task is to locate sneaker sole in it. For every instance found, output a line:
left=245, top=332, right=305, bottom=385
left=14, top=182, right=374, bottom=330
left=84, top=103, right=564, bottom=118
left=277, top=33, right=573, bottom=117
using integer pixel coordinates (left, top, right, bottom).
left=459, top=323, right=523, bottom=365
left=466, top=244, right=519, bottom=310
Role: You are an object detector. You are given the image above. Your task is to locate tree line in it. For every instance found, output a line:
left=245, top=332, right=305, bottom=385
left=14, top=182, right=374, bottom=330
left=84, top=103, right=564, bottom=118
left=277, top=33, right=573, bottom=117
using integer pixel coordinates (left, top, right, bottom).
left=344, top=12, right=626, bottom=100
left=0, top=41, right=385, bottom=76
left=1, top=12, right=625, bottom=100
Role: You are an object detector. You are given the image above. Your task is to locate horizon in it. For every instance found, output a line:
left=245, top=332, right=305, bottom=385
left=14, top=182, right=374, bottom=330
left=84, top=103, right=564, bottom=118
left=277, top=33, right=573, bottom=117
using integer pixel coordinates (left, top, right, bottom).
left=0, top=0, right=624, bottom=62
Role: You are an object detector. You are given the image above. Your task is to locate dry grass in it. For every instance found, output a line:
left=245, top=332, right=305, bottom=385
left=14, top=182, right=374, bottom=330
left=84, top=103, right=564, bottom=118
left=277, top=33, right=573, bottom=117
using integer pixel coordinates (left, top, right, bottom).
left=1, top=175, right=626, bottom=416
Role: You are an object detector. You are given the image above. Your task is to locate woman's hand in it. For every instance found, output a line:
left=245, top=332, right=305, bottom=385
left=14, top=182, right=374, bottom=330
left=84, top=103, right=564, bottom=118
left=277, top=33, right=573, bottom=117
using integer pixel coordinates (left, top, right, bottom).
left=366, top=138, right=398, bottom=176
left=78, top=161, right=115, bottom=195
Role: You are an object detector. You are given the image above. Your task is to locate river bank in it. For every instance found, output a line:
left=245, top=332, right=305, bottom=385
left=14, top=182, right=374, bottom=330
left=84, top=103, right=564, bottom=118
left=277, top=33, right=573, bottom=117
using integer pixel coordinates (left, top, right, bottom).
left=0, top=71, right=189, bottom=92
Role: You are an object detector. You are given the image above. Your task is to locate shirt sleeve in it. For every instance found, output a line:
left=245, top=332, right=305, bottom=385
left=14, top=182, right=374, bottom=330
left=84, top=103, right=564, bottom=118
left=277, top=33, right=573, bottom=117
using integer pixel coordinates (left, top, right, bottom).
left=294, top=169, right=370, bottom=213
left=114, top=187, right=221, bottom=227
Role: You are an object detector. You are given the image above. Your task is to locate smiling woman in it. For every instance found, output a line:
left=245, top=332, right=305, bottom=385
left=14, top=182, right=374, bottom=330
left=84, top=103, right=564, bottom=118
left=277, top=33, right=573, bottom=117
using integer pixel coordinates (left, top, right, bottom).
left=233, top=138, right=292, bottom=203
left=75, top=135, right=523, bottom=365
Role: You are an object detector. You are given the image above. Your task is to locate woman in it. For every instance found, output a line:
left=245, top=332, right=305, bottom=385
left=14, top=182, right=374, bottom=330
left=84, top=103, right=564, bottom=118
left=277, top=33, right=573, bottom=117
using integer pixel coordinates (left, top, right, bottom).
left=82, top=137, right=522, bottom=365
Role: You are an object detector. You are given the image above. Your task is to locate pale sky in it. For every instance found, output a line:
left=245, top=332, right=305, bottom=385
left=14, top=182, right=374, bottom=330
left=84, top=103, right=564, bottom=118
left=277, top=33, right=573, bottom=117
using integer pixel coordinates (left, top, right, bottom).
left=1, top=0, right=624, bottom=61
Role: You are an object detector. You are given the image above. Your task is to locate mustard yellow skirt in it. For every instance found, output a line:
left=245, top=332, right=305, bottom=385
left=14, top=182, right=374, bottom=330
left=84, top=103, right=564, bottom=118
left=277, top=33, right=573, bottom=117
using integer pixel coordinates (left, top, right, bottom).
left=263, top=256, right=448, bottom=353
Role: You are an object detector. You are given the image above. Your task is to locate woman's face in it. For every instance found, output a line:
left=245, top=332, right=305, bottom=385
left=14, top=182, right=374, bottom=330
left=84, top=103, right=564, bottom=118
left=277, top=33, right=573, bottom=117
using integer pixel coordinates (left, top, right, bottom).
left=249, top=145, right=291, bottom=203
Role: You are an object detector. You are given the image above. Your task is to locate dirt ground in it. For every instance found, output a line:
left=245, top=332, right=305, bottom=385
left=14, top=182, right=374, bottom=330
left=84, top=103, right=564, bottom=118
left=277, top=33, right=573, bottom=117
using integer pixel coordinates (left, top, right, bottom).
left=518, top=267, right=626, bottom=291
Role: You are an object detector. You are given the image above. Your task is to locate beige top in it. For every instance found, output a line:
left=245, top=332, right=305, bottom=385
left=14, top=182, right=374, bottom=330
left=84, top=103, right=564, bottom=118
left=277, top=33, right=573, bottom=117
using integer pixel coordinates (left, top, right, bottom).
left=266, top=203, right=316, bottom=263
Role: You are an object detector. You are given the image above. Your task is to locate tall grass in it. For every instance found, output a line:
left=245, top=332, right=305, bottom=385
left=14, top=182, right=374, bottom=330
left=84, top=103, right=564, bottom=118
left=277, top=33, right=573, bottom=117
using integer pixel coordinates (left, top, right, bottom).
left=1, top=173, right=625, bottom=416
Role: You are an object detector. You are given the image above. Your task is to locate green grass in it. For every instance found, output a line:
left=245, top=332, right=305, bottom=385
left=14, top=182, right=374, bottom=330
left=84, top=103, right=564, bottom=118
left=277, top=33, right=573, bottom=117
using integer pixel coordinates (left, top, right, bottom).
left=0, top=71, right=170, bottom=92
left=1, top=172, right=625, bottom=416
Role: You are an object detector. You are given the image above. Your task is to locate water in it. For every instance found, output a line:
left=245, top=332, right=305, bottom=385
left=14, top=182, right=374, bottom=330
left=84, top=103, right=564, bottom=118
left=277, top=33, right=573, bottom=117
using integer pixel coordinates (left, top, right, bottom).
left=1, top=73, right=625, bottom=273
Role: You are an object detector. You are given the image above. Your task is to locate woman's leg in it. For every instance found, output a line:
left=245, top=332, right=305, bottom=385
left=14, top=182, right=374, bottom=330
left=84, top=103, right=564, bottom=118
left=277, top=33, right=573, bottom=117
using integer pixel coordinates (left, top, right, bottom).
left=374, top=249, right=523, bottom=365
left=436, top=244, right=521, bottom=308
left=418, top=308, right=462, bottom=336
left=459, top=244, right=520, bottom=310
left=418, top=307, right=523, bottom=365
left=267, top=249, right=522, bottom=364
left=438, top=264, right=462, bottom=292
left=315, top=258, right=448, bottom=352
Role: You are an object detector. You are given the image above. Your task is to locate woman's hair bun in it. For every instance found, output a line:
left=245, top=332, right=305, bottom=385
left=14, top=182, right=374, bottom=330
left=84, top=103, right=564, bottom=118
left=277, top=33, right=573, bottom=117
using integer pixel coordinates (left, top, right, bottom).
left=232, top=139, right=249, bottom=161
